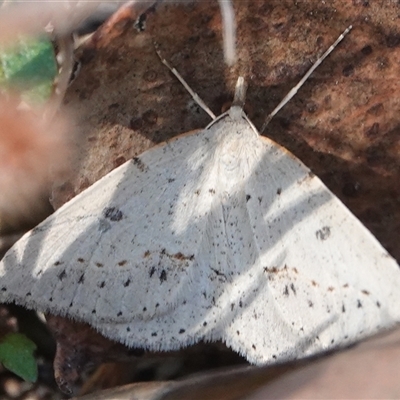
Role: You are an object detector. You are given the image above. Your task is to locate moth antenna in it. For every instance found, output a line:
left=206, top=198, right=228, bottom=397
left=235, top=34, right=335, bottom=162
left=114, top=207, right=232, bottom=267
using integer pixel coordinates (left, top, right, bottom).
left=155, top=45, right=217, bottom=120
left=217, top=0, right=236, bottom=65
left=260, top=25, right=353, bottom=133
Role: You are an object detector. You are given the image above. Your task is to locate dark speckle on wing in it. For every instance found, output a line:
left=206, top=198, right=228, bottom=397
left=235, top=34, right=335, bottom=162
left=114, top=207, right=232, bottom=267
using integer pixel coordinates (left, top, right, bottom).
left=103, top=207, right=123, bottom=222
left=315, top=226, right=331, bottom=241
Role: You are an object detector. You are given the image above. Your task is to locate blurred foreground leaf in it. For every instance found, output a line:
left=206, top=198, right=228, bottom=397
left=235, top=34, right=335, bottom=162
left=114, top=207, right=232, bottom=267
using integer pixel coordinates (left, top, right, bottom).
left=0, top=36, right=57, bottom=103
left=0, top=333, right=37, bottom=382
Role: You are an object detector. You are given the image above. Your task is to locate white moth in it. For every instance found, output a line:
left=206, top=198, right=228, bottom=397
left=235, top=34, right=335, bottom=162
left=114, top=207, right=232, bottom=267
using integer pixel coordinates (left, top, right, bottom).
left=1, top=27, right=400, bottom=366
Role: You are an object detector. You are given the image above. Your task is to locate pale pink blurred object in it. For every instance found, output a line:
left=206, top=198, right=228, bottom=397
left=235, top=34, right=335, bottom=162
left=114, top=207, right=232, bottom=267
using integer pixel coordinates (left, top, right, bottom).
left=0, top=96, right=70, bottom=230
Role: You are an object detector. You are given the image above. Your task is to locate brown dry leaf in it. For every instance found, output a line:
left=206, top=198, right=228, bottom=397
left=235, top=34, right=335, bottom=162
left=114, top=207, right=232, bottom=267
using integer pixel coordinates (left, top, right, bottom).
left=75, top=358, right=299, bottom=400
left=46, top=315, right=246, bottom=395
left=46, top=314, right=142, bottom=395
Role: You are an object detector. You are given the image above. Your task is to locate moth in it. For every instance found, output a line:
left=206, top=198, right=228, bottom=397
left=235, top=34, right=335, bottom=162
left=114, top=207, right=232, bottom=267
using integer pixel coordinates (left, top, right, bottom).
left=1, top=26, right=400, bottom=366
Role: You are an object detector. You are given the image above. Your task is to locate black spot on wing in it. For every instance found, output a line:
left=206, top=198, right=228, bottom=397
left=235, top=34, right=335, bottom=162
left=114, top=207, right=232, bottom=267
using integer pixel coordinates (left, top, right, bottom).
left=171, top=252, right=194, bottom=261
left=211, top=268, right=227, bottom=281
left=283, top=285, right=289, bottom=296
left=103, top=207, right=123, bottom=222
left=263, top=266, right=278, bottom=274
left=159, top=270, right=167, bottom=283
left=290, top=283, right=296, bottom=295
left=32, top=226, right=45, bottom=234
left=58, top=270, right=67, bottom=281
left=316, top=226, right=331, bottom=241
left=133, top=157, right=147, bottom=172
